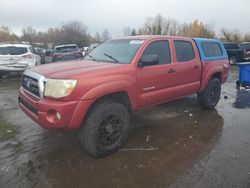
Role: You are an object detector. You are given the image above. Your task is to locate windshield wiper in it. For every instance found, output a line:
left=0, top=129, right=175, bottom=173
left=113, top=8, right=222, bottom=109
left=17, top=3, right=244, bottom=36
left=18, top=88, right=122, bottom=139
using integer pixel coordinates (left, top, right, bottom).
left=104, top=53, right=119, bottom=63
left=86, top=54, right=97, bottom=61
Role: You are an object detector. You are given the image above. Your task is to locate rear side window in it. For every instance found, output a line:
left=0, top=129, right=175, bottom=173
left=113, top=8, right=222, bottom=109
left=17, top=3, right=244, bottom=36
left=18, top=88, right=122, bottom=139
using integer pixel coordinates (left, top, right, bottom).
left=201, top=42, right=223, bottom=57
left=174, top=41, right=195, bottom=62
left=142, top=41, right=171, bottom=65
left=0, top=46, right=28, bottom=55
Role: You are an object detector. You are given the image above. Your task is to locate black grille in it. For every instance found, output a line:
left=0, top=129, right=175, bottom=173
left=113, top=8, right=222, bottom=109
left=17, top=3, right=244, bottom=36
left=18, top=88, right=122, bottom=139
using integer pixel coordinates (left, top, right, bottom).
left=22, top=74, right=40, bottom=98
left=19, top=97, right=38, bottom=115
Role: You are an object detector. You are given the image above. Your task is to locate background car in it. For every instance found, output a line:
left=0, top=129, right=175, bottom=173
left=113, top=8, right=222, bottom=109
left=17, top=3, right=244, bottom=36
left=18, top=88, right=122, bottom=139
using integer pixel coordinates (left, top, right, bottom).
left=223, top=42, right=244, bottom=64
left=52, top=44, right=83, bottom=62
left=239, top=42, right=250, bottom=62
left=0, top=44, right=41, bottom=77
left=35, top=47, right=46, bottom=64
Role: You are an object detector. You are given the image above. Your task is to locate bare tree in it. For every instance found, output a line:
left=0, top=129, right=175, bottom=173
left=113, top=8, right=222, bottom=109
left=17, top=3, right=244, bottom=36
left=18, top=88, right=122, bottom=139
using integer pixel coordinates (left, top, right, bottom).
left=101, top=28, right=111, bottom=42
left=131, top=28, right=137, bottom=36
left=123, top=26, right=131, bottom=36
left=94, top=32, right=101, bottom=43
left=138, top=15, right=179, bottom=36
left=0, top=26, right=19, bottom=42
left=220, top=28, right=243, bottom=42
left=60, top=21, right=90, bottom=47
left=21, top=26, right=37, bottom=44
left=163, top=19, right=179, bottom=35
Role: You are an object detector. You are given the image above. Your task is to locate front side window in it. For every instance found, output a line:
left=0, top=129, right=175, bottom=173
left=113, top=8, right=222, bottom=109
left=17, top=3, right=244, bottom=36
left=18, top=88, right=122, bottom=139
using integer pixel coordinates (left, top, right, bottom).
left=84, top=39, right=144, bottom=64
left=141, top=40, right=171, bottom=65
left=201, top=42, right=223, bottom=57
left=174, top=41, right=195, bottom=62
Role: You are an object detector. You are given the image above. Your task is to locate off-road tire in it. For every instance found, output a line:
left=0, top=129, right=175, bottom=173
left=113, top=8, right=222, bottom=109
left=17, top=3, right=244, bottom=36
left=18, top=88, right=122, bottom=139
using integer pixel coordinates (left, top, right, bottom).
left=78, top=100, right=130, bottom=157
left=198, top=78, right=221, bottom=109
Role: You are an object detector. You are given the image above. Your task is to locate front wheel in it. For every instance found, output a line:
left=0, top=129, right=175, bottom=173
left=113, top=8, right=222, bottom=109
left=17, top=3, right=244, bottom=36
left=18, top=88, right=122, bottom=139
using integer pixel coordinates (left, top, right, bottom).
left=78, top=100, right=130, bottom=157
left=198, top=78, right=221, bottom=109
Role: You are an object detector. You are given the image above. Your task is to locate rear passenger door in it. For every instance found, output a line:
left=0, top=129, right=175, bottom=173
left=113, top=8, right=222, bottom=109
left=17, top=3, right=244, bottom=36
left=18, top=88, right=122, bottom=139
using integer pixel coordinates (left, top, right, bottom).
left=137, top=40, right=174, bottom=107
left=171, top=40, right=202, bottom=97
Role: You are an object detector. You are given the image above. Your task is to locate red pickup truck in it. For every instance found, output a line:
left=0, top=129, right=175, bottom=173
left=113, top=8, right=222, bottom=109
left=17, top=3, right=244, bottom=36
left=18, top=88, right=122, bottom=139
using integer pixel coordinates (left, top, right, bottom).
left=19, top=36, right=229, bottom=157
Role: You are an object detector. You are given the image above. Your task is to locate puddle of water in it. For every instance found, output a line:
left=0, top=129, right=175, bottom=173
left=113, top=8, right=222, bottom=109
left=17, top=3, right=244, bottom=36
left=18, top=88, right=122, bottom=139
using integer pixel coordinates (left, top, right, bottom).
left=1, top=71, right=250, bottom=188
left=234, top=88, right=250, bottom=109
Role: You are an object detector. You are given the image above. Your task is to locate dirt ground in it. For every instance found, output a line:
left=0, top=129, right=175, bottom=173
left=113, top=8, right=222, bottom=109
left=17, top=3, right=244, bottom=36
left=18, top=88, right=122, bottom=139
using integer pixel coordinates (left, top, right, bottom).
left=0, top=69, right=250, bottom=188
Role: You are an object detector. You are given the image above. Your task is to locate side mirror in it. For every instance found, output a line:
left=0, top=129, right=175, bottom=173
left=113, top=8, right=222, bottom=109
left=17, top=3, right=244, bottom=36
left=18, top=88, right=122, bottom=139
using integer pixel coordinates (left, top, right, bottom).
left=138, top=54, right=159, bottom=68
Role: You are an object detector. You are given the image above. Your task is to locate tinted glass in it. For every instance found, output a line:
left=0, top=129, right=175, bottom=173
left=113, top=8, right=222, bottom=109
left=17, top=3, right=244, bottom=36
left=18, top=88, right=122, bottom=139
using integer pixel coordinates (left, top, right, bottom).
left=85, top=39, right=144, bottom=64
left=55, top=45, right=78, bottom=53
left=141, top=41, right=171, bottom=65
left=239, top=43, right=250, bottom=50
left=201, top=42, right=223, bottom=57
left=223, top=43, right=239, bottom=49
left=174, top=41, right=195, bottom=62
left=0, top=46, right=28, bottom=55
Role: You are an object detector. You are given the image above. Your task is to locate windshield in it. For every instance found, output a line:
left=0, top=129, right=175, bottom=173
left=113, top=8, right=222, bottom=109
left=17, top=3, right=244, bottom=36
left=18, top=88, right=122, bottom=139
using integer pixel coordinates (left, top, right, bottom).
left=84, top=39, right=144, bottom=64
left=0, top=46, right=28, bottom=55
left=55, top=45, right=78, bottom=53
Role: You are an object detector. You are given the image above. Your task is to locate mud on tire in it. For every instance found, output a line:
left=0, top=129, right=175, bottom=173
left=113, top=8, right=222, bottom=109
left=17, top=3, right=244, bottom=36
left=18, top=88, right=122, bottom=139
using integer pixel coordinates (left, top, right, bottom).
left=198, top=78, right=221, bottom=109
left=78, top=100, right=130, bottom=157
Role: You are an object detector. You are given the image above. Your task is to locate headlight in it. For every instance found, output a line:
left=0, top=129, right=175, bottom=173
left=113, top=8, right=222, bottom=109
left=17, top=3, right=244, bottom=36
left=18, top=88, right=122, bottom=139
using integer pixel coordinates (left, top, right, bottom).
left=44, top=79, right=77, bottom=98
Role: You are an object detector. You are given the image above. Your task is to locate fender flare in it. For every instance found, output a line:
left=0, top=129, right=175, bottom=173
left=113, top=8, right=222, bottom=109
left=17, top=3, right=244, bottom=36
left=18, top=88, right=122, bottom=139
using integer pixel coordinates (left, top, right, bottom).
left=200, top=68, right=223, bottom=92
left=81, top=80, right=137, bottom=110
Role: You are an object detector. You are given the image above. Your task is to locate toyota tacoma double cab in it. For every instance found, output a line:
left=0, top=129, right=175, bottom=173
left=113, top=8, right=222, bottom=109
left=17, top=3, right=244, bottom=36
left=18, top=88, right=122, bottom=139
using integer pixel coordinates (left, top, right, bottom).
left=18, top=36, right=229, bottom=157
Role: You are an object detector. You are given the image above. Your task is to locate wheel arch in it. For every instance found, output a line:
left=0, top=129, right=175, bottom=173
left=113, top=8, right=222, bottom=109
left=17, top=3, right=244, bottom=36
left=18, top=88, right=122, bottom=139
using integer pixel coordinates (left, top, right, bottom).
left=81, top=80, right=136, bottom=110
left=200, top=70, right=223, bottom=93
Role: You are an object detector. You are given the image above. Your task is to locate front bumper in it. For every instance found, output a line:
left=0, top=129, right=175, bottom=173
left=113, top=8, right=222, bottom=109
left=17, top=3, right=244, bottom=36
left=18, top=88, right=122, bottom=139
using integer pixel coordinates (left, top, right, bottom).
left=18, top=87, right=95, bottom=130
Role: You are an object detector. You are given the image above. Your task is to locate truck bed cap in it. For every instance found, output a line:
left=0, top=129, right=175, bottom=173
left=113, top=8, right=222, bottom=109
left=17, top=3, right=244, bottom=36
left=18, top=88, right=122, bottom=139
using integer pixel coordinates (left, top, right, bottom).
left=193, top=38, right=228, bottom=61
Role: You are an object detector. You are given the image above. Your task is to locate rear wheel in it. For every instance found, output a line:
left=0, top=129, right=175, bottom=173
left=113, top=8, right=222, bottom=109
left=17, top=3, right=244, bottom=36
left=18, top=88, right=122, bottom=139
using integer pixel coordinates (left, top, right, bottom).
left=78, top=100, right=130, bottom=157
left=198, top=78, right=221, bottom=109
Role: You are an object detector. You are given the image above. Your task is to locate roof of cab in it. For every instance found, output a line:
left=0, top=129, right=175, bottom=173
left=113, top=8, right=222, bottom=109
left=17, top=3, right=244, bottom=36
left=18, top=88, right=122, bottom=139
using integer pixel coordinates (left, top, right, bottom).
left=114, top=35, right=192, bottom=41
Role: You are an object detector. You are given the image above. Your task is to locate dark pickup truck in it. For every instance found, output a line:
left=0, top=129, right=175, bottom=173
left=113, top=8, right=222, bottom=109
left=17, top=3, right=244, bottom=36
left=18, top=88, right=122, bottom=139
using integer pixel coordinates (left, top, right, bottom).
left=224, top=42, right=250, bottom=64
left=223, top=43, right=244, bottom=64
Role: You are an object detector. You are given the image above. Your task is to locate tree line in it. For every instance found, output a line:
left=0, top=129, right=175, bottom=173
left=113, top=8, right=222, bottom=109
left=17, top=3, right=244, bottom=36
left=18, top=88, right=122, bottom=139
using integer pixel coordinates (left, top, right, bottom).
left=0, top=21, right=111, bottom=48
left=1, top=15, right=250, bottom=48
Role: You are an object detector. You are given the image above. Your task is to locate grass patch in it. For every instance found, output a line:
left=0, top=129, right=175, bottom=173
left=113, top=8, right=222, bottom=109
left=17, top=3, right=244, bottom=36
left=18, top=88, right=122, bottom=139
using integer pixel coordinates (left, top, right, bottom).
left=0, top=121, right=16, bottom=140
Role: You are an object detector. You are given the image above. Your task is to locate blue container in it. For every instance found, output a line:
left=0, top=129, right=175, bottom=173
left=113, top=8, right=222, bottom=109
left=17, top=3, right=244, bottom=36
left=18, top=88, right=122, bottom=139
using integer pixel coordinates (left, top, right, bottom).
left=238, top=63, right=250, bottom=86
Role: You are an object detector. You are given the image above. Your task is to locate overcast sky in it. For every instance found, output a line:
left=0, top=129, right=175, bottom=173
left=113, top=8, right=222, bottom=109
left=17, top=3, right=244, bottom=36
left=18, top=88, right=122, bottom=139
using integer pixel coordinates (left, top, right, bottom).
left=0, top=0, right=249, bottom=37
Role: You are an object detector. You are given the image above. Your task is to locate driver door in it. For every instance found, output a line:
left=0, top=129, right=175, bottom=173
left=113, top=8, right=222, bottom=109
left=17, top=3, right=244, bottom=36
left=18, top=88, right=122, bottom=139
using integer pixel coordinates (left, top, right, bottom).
left=136, top=40, right=174, bottom=108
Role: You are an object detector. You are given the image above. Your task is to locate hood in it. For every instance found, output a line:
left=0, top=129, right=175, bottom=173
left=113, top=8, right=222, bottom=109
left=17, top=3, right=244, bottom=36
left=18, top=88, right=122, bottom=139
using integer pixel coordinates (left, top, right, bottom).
left=30, top=60, right=123, bottom=79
